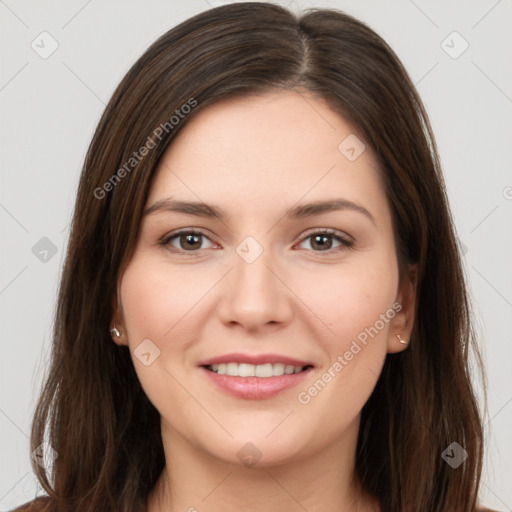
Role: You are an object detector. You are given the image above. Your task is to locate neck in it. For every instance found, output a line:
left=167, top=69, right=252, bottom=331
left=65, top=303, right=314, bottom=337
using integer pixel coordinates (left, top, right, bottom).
left=147, top=416, right=380, bottom=512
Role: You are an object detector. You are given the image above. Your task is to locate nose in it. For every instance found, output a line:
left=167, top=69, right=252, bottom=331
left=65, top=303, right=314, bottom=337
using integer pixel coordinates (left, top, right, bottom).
left=217, top=243, right=294, bottom=332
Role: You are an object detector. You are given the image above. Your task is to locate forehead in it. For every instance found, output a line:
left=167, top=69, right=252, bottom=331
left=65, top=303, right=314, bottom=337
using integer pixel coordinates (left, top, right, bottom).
left=146, top=90, right=388, bottom=223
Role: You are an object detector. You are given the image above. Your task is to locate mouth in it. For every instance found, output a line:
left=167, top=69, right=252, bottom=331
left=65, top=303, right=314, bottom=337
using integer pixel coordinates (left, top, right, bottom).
left=198, top=354, right=314, bottom=400
left=203, top=362, right=313, bottom=377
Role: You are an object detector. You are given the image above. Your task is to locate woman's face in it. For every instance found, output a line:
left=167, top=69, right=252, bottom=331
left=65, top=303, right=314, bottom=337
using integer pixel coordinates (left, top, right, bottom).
left=115, top=90, right=416, bottom=467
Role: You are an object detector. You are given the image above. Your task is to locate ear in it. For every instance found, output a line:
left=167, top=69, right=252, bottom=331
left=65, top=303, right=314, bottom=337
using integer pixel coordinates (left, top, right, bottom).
left=110, top=285, right=128, bottom=347
left=387, top=262, right=418, bottom=354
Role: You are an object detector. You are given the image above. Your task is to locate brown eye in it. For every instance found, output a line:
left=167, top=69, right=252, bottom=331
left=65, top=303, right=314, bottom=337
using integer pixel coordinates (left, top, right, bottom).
left=298, top=230, right=353, bottom=252
left=163, top=230, right=215, bottom=252
left=178, top=233, right=203, bottom=250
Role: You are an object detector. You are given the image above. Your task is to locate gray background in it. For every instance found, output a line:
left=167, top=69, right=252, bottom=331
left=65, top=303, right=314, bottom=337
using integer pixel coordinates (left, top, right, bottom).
left=1, top=0, right=511, bottom=510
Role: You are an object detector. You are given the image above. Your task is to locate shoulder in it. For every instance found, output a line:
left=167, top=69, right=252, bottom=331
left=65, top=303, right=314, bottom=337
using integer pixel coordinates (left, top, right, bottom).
left=9, top=496, right=51, bottom=512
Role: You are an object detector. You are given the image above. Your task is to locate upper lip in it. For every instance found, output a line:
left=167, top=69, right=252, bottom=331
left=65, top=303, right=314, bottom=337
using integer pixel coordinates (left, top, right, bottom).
left=198, top=353, right=314, bottom=367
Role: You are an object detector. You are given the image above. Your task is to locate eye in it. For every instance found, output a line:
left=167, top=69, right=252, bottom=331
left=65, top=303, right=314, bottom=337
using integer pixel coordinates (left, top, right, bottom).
left=161, top=230, right=216, bottom=253
left=297, top=229, right=353, bottom=252
left=160, top=228, right=353, bottom=255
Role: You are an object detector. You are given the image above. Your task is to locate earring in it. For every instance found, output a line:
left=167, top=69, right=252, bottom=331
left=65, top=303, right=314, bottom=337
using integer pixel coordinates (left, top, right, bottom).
left=110, top=325, right=121, bottom=339
left=396, top=334, right=407, bottom=345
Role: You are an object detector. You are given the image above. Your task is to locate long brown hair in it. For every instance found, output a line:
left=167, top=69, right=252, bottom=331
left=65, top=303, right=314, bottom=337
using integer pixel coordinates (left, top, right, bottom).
left=24, top=3, right=486, bottom=511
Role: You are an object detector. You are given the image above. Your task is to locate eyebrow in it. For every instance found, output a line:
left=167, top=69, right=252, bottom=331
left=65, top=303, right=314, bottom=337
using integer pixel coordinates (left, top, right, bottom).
left=144, top=197, right=376, bottom=226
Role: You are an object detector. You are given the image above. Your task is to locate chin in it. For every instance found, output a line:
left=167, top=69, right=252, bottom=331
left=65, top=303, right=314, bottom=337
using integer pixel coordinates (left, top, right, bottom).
left=200, top=428, right=315, bottom=469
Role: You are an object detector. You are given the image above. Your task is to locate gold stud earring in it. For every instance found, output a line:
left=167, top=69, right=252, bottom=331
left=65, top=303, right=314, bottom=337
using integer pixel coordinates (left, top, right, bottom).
left=396, top=334, right=407, bottom=345
left=110, top=324, right=121, bottom=339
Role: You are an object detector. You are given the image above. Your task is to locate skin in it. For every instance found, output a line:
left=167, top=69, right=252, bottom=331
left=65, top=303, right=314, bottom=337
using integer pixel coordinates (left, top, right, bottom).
left=112, top=90, right=417, bottom=512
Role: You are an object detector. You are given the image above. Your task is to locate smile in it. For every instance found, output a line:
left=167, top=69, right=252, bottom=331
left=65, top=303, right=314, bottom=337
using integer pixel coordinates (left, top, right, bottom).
left=199, top=354, right=314, bottom=399
left=205, top=362, right=309, bottom=377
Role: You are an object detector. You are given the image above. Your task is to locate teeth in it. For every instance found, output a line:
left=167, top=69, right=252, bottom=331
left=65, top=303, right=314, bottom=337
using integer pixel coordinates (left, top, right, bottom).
left=255, top=363, right=273, bottom=377
left=226, top=362, right=238, bottom=375
left=238, top=363, right=255, bottom=377
left=208, top=362, right=306, bottom=377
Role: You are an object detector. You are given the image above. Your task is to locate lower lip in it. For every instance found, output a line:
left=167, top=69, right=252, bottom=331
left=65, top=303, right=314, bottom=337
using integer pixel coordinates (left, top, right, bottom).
left=200, top=366, right=313, bottom=400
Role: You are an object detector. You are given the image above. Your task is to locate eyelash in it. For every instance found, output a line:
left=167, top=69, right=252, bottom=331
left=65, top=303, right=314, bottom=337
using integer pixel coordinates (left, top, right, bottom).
left=159, top=228, right=354, bottom=255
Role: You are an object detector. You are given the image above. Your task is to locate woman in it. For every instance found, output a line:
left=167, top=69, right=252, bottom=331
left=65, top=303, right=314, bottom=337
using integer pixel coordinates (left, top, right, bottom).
left=12, top=2, right=493, bottom=511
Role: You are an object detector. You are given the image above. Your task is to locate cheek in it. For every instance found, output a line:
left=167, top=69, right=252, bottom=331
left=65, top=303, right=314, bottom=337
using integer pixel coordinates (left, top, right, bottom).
left=292, top=260, right=397, bottom=422
left=118, top=257, right=208, bottom=425
left=292, top=257, right=397, bottom=415
left=119, top=256, right=211, bottom=343
left=295, top=258, right=398, bottom=347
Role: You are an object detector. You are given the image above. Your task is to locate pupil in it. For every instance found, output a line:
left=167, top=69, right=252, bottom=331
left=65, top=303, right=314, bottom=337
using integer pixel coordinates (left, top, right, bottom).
left=182, top=233, right=201, bottom=250
left=312, top=234, right=332, bottom=250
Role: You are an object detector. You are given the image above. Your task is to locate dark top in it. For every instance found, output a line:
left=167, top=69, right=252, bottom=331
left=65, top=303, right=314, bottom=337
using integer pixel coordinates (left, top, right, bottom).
left=11, top=495, right=499, bottom=511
